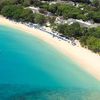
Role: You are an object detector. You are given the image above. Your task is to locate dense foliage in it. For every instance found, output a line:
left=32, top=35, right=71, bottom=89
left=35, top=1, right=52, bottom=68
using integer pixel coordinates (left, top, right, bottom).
left=57, top=23, right=100, bottom=53
left=0, top=4, right=46, bottom=25
left=0, top=0, right=100, bottom=22
left=38, top=2, right=100, bottom=22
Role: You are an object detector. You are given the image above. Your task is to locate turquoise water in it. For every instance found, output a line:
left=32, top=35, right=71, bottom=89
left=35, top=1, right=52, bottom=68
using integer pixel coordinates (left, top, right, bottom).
left=0, top=25, right=100, bottom=100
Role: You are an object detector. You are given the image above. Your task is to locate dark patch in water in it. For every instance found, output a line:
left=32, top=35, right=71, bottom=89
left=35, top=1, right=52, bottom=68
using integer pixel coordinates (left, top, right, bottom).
left=0, top=85, right=100, bottom=100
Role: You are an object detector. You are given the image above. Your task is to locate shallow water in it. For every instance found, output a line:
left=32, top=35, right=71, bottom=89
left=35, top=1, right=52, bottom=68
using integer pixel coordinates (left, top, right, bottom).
left=0, top=25, right=100, bottom=100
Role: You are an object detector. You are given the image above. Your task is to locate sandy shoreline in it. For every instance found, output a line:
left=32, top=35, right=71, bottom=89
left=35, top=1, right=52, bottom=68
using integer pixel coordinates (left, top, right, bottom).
left=0, top=16, right=100, bottom=81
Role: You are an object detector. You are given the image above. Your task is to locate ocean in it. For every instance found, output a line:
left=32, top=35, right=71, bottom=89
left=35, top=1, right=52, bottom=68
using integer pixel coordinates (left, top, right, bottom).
left=0, top=25, right=100, bottom=100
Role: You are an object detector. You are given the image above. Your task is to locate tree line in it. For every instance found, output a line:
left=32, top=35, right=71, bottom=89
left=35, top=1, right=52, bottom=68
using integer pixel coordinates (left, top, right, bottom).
left=34, top=1, right=100, bottom=23
left=0, top=4, right=46, bottom=25
left=0, top=0, right=100, bottom=22
left=56, top=23, right=100, bottom=53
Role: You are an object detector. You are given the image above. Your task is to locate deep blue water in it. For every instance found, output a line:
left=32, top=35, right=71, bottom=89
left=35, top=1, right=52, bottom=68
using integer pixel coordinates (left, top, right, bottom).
left=0, top=25, right=100, bottom=100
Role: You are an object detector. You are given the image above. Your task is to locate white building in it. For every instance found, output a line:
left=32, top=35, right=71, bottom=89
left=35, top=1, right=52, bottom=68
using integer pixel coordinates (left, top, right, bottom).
left=28, top=6, right=40, bottom=13
left=55, top=17, right=68, bottom=24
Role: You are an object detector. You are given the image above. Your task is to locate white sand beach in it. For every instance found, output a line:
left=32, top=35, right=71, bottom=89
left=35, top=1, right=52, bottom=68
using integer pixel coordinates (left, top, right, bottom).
left=0, top=16, right=100, bottom=81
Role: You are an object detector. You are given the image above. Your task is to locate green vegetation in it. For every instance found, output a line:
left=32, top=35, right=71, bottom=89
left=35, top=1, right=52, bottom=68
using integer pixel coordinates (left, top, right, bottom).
left=1, top=5, right=33, bottom=21
left=0, top=0, right=100, bottom=22
left=34, top=13, right=46, bottom=25
left=39, top=2, right=100, bottom=22
left=57, top=23, right=82, bottom=38
left=0, top=5, right=46, bottom=25
left=57, top=23, right=100, bottom=53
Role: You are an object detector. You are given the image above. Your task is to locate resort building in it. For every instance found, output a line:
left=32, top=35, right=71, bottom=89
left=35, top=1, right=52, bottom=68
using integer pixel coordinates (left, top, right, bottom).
left=28, top=6, right=40, bottom=13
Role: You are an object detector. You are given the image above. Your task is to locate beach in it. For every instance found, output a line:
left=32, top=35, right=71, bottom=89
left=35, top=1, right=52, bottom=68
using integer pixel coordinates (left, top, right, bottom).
left=0, top=15, right=100, bottom=81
